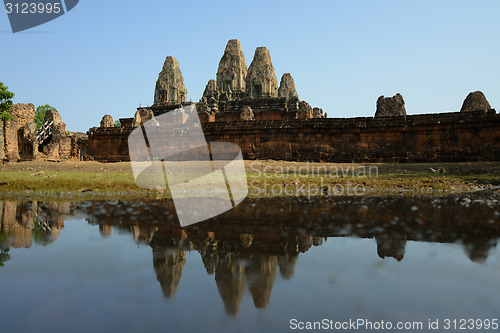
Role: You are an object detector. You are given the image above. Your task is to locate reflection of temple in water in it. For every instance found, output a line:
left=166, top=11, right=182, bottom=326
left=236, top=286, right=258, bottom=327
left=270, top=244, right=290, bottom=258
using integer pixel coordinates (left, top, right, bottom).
left=0, top=201, right=69, bottom=249
left=143, top=223, right=316, bottom=315
left=1, top=196, right=499, bottom=315
left=152, top=245, right=186, bottom=298
left=375, top=230, right=407, bottom=261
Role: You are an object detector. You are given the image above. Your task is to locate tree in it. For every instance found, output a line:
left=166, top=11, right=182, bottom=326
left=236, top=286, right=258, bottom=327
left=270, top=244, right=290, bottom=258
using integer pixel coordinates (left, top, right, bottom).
left=0, top=82, right=15, bottom=122
left=35, top=104, right=56, bottom=130
left=0, top=248, right=11, bottom=267
left=114, top=119, right=121, bottom=127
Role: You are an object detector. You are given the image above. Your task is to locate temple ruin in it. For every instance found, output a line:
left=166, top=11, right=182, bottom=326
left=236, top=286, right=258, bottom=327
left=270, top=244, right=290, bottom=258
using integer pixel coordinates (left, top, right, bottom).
left=375, top=93, right=406, bottom=117
left=154, top=56, right=187, bottom=106
left=246, top=47, right=279, bottom=99
left=2, top=41, right=499, bottom=164
left=460, top=90, right=491, bottom=113
left=85, top=38, right=499, bottom=163
left=1, top=104, right=86, bottom=161
left=278, top=73, right=299, bottom=100
left=100, top=114, right=113, bottom=128
left=1, top=103, right=37, bottom=161
left=131, top=39, right=324, bottom=124
left=216, top=39, right=247, bottom=98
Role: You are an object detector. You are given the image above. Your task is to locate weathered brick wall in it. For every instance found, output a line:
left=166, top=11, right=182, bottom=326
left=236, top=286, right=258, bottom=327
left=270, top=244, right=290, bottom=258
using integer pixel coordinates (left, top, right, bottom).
left=85, top=110, right=500, bottom=163
left=199, top=109, right=295, bottom=123
left=0, top=121, right=4, bottom=160
left=3, top=103, right=37, bottom=161
left=85, top=127, right=132, bottom=161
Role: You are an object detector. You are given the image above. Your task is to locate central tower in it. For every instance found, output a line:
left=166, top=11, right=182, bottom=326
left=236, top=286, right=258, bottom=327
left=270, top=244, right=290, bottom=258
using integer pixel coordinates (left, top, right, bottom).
left=216, top=39, right=248, bottom=97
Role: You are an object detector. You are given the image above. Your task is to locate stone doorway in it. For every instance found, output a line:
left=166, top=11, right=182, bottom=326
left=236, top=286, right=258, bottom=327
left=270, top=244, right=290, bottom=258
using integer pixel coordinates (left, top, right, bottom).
left=17, top=127, right=35, bottom=160
left=223, top=79, right=232, bottom=92
left=252, top=84, right=262, bottom=99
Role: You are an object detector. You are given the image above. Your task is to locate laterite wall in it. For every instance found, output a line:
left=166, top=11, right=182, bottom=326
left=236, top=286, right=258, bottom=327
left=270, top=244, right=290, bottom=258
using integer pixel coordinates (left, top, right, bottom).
left=85, top=110, right=500, bottom=163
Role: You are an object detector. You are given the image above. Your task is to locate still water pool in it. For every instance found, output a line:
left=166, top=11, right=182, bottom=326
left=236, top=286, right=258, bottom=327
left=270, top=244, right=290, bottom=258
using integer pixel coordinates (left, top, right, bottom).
left=0, top=195, right=499, bottom=332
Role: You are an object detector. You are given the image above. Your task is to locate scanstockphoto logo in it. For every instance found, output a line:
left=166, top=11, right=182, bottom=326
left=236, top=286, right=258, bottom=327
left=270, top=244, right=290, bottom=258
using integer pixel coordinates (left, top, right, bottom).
left=4, top=0, right=79, bottom=33
left=128, top=105, right=248, bottom=227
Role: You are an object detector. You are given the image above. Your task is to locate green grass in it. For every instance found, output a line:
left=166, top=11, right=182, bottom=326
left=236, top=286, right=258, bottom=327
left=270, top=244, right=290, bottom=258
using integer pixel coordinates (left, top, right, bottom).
left=0, top=169, right=497, bottom=201
left=0, top=171, right=139, bottom=192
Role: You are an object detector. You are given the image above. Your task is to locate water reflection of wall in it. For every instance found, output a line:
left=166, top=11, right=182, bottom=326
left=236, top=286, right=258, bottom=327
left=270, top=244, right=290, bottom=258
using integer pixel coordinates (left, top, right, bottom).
left=1, top=197, right=499, bottom=315
left=0, top=201, right=69, bottom=250
left=80, top=196, right=500, bottom=315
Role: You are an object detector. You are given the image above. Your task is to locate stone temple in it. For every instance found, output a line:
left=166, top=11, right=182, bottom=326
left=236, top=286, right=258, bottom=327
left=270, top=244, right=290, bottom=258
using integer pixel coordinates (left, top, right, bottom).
left=136, top=39, right=324, bottom=122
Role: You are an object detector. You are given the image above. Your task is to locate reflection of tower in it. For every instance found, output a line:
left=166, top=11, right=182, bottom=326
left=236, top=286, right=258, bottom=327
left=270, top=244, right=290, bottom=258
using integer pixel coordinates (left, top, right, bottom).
left=278, top=254, right=298, bottom=280
left=152, top=245, right=186, bottom=298
left=99, top=224, right=112, bottom=238
left=215, top=253, right=246, bottom=316
left=131, top=225, right=158, bottom=244
left=375, top=230, right=407, bottom=261
left=246, top=255, right=278, bottom=308
left=463, top=236, right=497, bottom=263
left=199, top=236, right=218, bottom=275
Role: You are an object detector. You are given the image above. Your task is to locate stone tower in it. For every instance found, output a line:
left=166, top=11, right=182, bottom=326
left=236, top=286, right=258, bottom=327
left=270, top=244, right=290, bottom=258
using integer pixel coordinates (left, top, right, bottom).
left=460, top=91, right=491, bottom=113
left=375, top=93, right=406, bottom=117
left=154, top=56, right=187, bottom=105
left=202, top=79, right=218, bottom=100
left=216, top=39, right=248, bottom=96
left=278, top=73, right=299, bottom=99
left=246, top=47, right=278, bottom=99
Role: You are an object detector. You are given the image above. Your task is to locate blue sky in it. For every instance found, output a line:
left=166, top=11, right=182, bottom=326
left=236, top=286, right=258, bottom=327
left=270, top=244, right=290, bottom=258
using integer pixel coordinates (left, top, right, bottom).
left=1, top=0, right=499, bottom=132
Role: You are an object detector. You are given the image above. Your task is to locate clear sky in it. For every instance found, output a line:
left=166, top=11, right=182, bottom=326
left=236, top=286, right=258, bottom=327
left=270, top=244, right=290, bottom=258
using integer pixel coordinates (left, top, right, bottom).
left=1, top=0, right=499, bottom=132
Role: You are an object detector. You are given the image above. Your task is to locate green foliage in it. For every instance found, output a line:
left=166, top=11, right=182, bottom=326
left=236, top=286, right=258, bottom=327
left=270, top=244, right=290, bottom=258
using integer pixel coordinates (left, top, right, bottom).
left=35, top=104, right=56, bottom=130
left=113, top=120, right=121, bottom=127
left=0, top=248, right=10, bottom=267
left=0, top=82, right=15, bottom=122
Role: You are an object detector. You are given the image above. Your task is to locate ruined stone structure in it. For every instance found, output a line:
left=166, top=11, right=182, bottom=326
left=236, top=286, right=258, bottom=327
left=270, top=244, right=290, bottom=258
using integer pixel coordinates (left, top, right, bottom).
left=1, top=103, right=37, bottom=161
left=0, top=121, right=3, bottom=160
left=312, top=107, right=324, bottom=118
left=297, top=101, right=313, bottom=119
left=278, top=73, right=299, bottom=100
left=154, top=56, right=187, bottom=106
left=375, top=93, right=406, bottom=117
left=216, top=39, right=247, bottom=98
left=202, top=79, right=219, bottom=101
left=85, top=39, right=498, bottom=164
left=460, top=90, right=491, bottom=113
left=132, top=108, right=155, bottom=127
left=100, top=114, right=113, bottom=128
left=86, top=109, right=500, bottom=163
left=1, top=104, right=86, bottom=161
left=39, top=109, right=80, bottom=159
left=246, top=47, right=278, bottom=99
left=134, top=39, right=323, bottom=123
left=240, top=106, right=255, bottom=121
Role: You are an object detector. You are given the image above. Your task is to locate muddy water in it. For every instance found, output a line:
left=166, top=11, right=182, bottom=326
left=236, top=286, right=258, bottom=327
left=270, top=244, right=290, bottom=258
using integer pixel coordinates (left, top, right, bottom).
left=0, top=194, right=499, bottom=332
